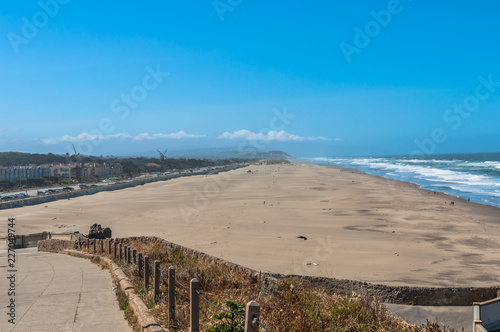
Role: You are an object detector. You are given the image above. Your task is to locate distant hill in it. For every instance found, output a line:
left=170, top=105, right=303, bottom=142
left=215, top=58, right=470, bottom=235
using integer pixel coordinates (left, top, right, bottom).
left=0, top=152, right=68, bottom=166
left=155, top=147, right=292, bottom=159
left=0, top=150, right=291, bottom=167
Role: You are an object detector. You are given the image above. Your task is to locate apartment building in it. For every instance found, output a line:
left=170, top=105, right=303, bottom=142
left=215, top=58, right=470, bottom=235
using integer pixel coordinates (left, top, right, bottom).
left=0, top=162, right=123, bottom=182
left=0, top=165, right=51, bottom=182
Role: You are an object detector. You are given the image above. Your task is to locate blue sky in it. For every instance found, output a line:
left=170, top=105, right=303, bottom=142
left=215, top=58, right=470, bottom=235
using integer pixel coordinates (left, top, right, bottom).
left=1, top=1, right=499, bottom=158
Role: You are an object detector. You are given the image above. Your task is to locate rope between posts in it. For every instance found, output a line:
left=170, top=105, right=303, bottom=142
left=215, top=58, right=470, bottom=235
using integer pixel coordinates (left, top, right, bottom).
left=175, top=277, right=189, bottom=290
left=195, top=290, right=245, bottom=316
left=160, top=267, right=169, bottom=279
left=154, top=267, right=189, bottom=330
left=172, top=308, right=189, bottom=330
left=254, top=318, right=272, bottom=332
left=132, top=253, right=271, bottom=330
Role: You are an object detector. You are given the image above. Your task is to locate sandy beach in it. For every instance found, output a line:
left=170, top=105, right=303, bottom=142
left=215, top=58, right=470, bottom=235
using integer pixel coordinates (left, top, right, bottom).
left=2, top=162, right=499, bottom=287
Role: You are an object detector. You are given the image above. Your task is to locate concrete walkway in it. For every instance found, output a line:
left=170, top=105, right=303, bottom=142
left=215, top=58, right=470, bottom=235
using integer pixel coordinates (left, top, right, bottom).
left=0, top=248, right=132, bottom=332
left=386, top=303, right=472, bottom=332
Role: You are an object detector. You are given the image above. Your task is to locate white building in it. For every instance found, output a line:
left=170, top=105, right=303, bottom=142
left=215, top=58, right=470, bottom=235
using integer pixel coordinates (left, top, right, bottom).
left=0, top=165, right=51, bottom=183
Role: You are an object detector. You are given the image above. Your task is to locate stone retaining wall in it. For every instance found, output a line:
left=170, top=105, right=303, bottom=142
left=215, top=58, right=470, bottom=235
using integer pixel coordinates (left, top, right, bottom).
left=38, top=239, right=77, bottom=252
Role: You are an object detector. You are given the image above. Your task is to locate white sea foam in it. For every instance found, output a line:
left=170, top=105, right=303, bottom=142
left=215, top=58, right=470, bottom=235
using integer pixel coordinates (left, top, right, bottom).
left=306, top=155, right=500, bottom=207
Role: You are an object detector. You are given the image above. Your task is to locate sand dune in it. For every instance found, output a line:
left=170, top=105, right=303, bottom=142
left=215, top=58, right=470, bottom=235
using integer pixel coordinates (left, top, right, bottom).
left=2, top=163, right=499, bottom=287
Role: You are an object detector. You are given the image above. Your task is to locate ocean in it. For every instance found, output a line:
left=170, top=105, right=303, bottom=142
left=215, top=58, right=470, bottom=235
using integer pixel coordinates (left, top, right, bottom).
left=306, top=153, right=500, bottom=208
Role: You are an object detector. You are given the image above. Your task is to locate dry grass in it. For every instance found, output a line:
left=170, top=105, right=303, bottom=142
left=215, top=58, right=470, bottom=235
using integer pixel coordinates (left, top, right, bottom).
left=114, top=280, right=141, bottom=332
left=99, top=239, right=456, bottom=332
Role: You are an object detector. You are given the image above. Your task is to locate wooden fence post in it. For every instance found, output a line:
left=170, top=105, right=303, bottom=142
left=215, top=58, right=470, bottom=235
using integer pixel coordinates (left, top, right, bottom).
left=108, top=239, right=112, bottom=255
left=138, top=252, right=143, bottom=277
left=100, top=239, right=104, bottom=253
left=144, top=255, right=150, bottom=290
left=168, top=266, right=175, bottom=325
left=114, top=242, right=117, bottom=258
left=93, top=239, right=96, bottom=254
left=124, top=245, right=128, bottom=263
left=127, top=247, right=131, bottom=264
left=154, top=260, right=160, bottom=304
left=119, top=243, right=122, bottom=260
left=132, top=249, right=137, bottom=264
left=244, top=301, right=260, bottom=332
left=190, top=278, right=200, bottom=332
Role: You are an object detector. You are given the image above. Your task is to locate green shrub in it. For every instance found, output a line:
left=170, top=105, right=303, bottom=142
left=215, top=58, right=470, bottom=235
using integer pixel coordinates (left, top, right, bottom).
left=208, top=300, right=245, bottom=332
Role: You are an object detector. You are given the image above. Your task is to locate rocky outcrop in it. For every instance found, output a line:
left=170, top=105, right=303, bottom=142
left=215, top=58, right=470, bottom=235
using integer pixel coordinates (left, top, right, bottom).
left=88, top=224, right=112, bottom=239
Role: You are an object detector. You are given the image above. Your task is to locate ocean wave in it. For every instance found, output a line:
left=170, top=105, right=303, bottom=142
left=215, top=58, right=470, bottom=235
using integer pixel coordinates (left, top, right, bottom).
left=305, top=154, right=500, bottom=208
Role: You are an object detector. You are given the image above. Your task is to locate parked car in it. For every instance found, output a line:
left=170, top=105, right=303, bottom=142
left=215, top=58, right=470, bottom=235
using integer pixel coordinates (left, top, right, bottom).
left=62, top=186, right=74, bottom=191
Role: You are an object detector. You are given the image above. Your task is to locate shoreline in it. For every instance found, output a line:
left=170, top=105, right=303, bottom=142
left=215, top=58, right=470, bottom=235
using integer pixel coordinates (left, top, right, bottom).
left=321, top=162, right=496, bottom=210
left=1, top=162, right=499, bottom=287
left=311, top=158, right=500, bottom=209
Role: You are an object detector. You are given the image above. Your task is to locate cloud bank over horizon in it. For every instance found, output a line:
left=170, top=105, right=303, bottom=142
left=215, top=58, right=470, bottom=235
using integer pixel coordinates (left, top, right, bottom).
left=217, top=129, right=334, bottom=142
left=41, top=129, right=337, bottom=146
left=41, top=131, right=207, bottom=144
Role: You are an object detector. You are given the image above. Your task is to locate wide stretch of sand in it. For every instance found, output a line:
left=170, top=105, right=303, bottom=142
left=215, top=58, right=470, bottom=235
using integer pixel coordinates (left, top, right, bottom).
left=1, top=163, right=499, bottom=287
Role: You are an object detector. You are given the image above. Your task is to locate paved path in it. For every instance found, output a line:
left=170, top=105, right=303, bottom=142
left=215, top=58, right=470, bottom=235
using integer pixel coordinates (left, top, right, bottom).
left=0, top=248, right=132, bottom=332
left=386, top=303, right=472, bottom=332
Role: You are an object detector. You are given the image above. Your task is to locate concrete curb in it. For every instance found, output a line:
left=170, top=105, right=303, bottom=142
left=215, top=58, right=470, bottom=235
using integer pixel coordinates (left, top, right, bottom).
left=61, top=249, right=166, bottom=332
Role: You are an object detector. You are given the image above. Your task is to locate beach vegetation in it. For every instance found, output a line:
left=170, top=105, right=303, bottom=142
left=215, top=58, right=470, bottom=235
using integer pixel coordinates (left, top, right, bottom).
left=114, top=239, right=455, bottom=332
left=114, top=281, right=141, bottom=332
left=207, top=300, right=245, bottom=332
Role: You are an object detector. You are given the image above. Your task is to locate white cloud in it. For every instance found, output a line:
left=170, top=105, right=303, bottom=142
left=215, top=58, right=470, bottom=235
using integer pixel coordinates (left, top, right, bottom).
left=217, top=129, right=331, bottom=142
left=42, top=131, right=206, bottom=144
left=134, top=132, right=206, bottom=140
